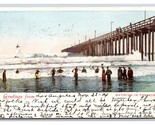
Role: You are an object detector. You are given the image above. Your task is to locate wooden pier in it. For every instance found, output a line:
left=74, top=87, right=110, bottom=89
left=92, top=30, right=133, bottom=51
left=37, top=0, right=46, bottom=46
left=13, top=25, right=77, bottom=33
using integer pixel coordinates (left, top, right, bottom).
left=62, top=16, right=155, bottom=61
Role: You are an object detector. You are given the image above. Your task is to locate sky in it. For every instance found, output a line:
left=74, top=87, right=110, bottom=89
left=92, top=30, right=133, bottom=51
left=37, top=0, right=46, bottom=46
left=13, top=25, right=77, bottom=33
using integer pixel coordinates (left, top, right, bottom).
left=0, top=9, right=155, bottom=55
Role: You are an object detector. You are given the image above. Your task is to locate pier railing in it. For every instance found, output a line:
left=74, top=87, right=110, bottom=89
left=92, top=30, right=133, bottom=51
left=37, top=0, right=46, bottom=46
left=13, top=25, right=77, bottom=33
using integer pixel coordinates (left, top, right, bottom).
left=62, top=16, right=155, bottom=61
left=88, top=16, right=155, bottom=43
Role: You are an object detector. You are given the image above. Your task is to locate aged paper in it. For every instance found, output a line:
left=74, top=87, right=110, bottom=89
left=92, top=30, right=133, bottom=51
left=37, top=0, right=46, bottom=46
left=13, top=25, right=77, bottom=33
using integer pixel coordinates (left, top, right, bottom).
left=0, top=93, right=155, bottom=118
left=0, top=6, right=155, bottom=119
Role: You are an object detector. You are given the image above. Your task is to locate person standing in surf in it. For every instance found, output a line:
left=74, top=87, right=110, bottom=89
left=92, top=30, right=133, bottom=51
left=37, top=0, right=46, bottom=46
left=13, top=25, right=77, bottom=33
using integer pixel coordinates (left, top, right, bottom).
left=72, top=66, right=78, bottom=85
left=128, top=67, right=133, bottom=80
left=95, top=66, right=99, bottom=74
left=2, top=70, right=7, bottom=82
left=15, top=69, right=19, bottom=74
left=106, top=66, right=112, bottom=84
left=82, top=67, right=87, bottom=73
left=57, top=67, right=63, bottom=73
left=102, top=68, right=106, bottom=83
left=118, top=67, right=122, bottom=80
left=51, top=68, right=56, bottom=77
left=122, top=67, right=127, bottom=80
left=57, top=67, right=64, bottom=77
left=35, top=70, right=40, bottom=79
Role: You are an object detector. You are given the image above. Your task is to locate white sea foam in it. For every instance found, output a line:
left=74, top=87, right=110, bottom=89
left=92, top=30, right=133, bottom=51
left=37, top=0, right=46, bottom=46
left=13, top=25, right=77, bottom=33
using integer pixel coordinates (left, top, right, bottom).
left=0, top=51, right=154, bottom=79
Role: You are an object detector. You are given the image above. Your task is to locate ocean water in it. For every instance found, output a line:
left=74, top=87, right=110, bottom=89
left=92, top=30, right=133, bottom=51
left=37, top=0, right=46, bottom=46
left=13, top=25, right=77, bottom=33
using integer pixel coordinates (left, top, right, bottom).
left=0, top=51, right=155, bottom=92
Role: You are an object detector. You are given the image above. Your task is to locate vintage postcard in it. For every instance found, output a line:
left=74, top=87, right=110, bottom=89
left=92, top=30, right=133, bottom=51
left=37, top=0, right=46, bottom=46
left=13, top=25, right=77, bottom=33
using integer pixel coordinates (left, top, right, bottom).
left=0, top=5, right=155, bottom=119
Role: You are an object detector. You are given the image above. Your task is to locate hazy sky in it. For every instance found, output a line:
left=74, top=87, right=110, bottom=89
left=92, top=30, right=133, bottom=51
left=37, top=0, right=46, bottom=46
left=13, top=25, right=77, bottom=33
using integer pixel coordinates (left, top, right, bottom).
left=0, top=9, right=155, bottom=55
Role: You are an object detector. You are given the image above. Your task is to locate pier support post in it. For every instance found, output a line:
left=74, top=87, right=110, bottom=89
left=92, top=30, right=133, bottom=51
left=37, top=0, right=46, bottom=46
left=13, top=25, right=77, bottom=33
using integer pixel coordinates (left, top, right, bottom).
left=108, top=41, right=110, bottom=56
left=115, top=37, right=117, bottom=55
left=100, top=41, right=103, bottom=56
left=131, top=34, right=133, bottom=54
left=111, top=39, right=114, bottom=55
left=122, top=35, right=125, bottom=55
left=109, top=41, right=112, bottom=55
left=98, top=43, right=100, bottom=56
left=101, top=41, right=103, bottom=56
left=133, top=33, right=135, bottom=51
left=86, top=45, right=89, bottom=56
left=102, top=41, right=105, bottom=56
left=145, top=33, right=147, bottom=56
left=104, top=41, right=106, bottom=56
left=140, top=32, right=144, bottom=61
left=148, top=28, right=151, bottom=61
left=126, top=34, right=129, bottom=54
left=136, top=35, right=138, bottom=50
left=106, top=41, right=108, bottom=56
left=152, top=31, right=154, bottom=61
left=108, top=41, right=110, bottom=55
left=92, top=44, right=95, bottom=56
left=139, top=32, right=142, bottom=53
left=118, top=36, right=121, bottom=55
left=95, top=43, right=98, bottom=56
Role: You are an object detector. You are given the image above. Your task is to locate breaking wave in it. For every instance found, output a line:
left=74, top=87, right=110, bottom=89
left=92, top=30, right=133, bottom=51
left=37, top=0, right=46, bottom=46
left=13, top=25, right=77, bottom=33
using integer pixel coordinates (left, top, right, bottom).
left=0, top=51, right=154, bottom=79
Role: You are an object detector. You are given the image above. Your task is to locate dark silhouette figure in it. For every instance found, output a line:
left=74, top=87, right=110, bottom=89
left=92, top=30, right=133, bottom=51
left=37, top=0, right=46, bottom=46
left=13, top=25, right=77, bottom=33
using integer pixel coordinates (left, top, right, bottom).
left=95, top=66, right=99, bottom=73
left=106, top=66, right=112, bottom=84
left=118, top=67, right=122, bottom=80
left=72, top=66, right=78, bottom=85
left=128, top=67, right=133, bottom=80
left=35, top=70, right=40, bottom=79
left=82, top=67, right=87, bottom=73
left=130, top=22, right=133, bottom=31
left=16, top=44, right=20, bottom=48
left=122, top=67, right=127, bottom=80
left=57, top=67, right=63, bottom=73
left=2, top=70, right=7, bottom=82
left=51, top=68, right=56, bottom=77
left=102, top=69, right=106, bottom=83
left=15, top=69, right=19, bottom=74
